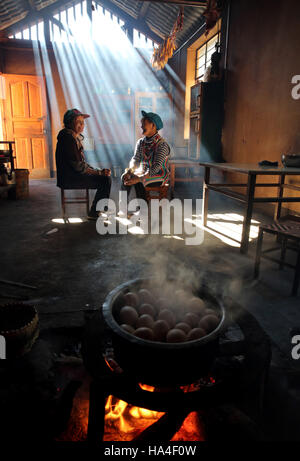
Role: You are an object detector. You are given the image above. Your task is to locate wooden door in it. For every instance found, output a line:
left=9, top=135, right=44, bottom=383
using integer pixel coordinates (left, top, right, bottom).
left=135, top=92, right=172, bottom=145
left=2, top=74, right=49, bottom=178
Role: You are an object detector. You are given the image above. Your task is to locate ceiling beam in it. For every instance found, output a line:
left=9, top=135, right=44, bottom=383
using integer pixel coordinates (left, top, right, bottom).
left=94, top=0, right=163, bottom=42
left=138, top=2, right=151, bottom=19
left=4, top=0, right=76, bottom=34
left=4, top=0, right=164, bottom=44
left=137, top=0, right=206, bottom=6
left=24, top=0, right=37, bottom=12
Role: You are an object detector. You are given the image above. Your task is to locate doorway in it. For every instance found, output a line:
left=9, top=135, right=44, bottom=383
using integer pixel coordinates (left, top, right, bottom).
left=1, top=74, right=50, bottom=178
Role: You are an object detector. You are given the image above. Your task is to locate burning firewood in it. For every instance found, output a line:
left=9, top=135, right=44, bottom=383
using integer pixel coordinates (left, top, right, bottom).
left=133, top=408, right=189, bottom=441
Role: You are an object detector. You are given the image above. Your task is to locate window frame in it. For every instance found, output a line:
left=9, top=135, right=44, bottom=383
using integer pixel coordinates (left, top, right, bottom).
left=195, top=33, right=219, bottom=82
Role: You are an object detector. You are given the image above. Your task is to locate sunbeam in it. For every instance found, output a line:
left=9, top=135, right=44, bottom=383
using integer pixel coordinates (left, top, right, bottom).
left=32, top=3, right=173, bottom=173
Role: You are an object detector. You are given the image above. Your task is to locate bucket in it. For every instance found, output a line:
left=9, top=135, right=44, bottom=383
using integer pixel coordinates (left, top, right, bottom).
left=15, top=169, right=29, bottom=199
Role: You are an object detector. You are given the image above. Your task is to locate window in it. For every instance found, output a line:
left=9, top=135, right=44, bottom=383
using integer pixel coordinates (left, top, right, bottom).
left=195, top=34, right=219, bottom=81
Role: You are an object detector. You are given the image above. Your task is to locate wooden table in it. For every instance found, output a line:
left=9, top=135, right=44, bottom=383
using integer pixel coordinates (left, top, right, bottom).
left=199, top=162, right=300, bottom=254
left=170, top=159, right=202, bottom=197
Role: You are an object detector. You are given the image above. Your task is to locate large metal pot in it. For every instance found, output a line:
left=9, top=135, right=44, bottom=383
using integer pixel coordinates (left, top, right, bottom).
left=102, top=277, right=226, bottom=386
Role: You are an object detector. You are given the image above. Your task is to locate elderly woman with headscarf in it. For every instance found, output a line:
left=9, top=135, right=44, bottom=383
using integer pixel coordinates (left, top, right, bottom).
left=55, top=108, right=111, bottom=219
left=120, top=111, right=170, bottom=213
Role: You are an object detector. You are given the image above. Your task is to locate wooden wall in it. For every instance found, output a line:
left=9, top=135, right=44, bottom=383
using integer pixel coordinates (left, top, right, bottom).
left=222, top=0, right=300, bottom=213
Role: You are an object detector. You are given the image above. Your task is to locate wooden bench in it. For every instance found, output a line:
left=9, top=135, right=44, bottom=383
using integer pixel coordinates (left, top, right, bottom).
left=254, top=218, right=300, bottom=296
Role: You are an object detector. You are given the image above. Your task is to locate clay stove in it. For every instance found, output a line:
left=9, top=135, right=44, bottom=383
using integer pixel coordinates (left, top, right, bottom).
left=82, top=289, right=271, bottom=442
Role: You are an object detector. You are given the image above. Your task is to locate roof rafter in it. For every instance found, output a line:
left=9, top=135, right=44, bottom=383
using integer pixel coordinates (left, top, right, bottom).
left=94, top=0, right=163, bottom=43
left=4, top=0, right=76, bottom=34
left=137, top=0, right=206, bottom=6
left=138, top=2, right=150, bottom=19
left=25, top=0, right=37, bottom=12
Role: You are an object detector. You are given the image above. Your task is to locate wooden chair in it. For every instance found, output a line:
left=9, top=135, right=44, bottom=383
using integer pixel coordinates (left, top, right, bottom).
left=60, top=187, right=89, bottom=219
left=254, top=218, right=300, bottom=296
left=145, top=183, right=169, bottom=202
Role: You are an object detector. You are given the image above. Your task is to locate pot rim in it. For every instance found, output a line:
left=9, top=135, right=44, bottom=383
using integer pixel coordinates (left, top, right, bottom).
left=102, top=277, right=226, bottom=350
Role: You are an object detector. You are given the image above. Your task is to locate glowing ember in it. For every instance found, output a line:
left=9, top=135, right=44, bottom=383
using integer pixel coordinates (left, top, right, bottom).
left=171, top=412, right=205, bottom=441
left=55, top=380, right=90, bottom=442
left=139, top=383, right=155, bottom=392
left=180, top=376, right=216, bottom=393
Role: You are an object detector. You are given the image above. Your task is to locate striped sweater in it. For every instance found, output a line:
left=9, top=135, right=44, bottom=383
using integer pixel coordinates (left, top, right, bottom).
left=132, top=133, right=170, bottom=186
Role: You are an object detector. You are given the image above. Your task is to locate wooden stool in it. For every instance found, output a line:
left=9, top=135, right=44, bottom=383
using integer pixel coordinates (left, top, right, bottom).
left=254, top=220, right=300, bottom=296
left=60, top=187, right=89, bottom=219
left=145, top=183, right=169, bottom=202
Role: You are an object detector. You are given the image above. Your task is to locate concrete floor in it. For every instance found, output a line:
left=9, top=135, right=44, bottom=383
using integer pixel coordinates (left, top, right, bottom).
left=0, top=178, right=298, bottom=361
left=1, top=177, right=300, bottom=439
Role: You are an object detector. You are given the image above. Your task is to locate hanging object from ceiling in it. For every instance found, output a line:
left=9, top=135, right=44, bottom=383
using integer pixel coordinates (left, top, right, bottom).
left=151, top=7, right=184, bottom=70
left=203, top=0, right=222, bottom=35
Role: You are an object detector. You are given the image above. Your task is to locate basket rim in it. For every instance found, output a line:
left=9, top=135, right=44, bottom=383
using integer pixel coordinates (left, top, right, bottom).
left=0, top=302, right=38, bottom=335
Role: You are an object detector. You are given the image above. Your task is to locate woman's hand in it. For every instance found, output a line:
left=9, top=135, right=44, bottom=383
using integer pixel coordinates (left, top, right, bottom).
left=124, top=174, right=141, bottom=185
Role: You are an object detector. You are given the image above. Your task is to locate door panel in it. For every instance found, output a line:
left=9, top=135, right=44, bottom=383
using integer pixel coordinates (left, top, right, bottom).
left=15, top=138, right=32, bottom=169
left=32, top=138, right=46, bottom=169
left=10, top=81, right=28, bottom=118
left=3, top=74, right=49, bottom=178
left=13, top=121, right=43, bottom=135
left=28, top=82, right=42, bottom=118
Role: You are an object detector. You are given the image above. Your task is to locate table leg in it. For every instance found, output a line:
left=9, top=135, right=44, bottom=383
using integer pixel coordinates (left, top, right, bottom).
left=61, top=189, right=66, bottom=219
left=202, top=166, right=210, bottom=227
left=86, top=189, right=89, bottom=216
left=292, top=249, right=300, bottom=296
left=279, top=237, right=287, bottom=270
left=170, top=164, right=175, bottom=198
left=254, top=228, right=263, bottom=279
left=241, top=174, right=256, bottom=254
left=274, top=175, right=285, bottom=221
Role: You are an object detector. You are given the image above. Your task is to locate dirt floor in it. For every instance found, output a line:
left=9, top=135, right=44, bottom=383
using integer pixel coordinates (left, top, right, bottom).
left=0, top=177, right=300, bottom=440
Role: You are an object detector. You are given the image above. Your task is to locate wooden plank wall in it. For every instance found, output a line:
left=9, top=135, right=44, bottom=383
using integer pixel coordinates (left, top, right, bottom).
left=222, top=0, right=300, bottom=213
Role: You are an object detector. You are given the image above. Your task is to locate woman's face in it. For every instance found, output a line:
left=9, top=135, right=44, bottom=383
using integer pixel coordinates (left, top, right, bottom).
left=73, top=116, right=85, bottom=134
left=141, top=117, right=156, bottom=137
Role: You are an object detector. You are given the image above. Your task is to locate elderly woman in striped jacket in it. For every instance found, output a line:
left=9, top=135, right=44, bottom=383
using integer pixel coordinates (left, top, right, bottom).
left=121, top=111, right=170, bottom=205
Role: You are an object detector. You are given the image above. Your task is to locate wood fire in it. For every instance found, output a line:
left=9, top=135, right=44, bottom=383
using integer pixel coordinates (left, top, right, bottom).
left=104, top=394, right=164, bottom=441
left=104, top=394, right=205, bottom=441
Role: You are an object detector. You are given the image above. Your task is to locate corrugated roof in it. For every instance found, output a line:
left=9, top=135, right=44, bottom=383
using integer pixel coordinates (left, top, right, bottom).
left=34, top=0, right=60, bottom=10
left=0, top=0, right=28, bottom=30
left=0, top=0, right=206, bottom=46
left=109, top=0, right=140, bottom=19
left=146, top=2, right=179, bottom=37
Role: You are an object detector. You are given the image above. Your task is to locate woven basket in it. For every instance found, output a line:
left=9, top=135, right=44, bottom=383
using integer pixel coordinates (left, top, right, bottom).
left=0, top=303, right=39, bottom=358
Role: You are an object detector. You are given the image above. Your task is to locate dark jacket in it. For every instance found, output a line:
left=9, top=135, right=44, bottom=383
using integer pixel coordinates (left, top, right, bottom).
left=55, top=128, right=92, bottom=188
